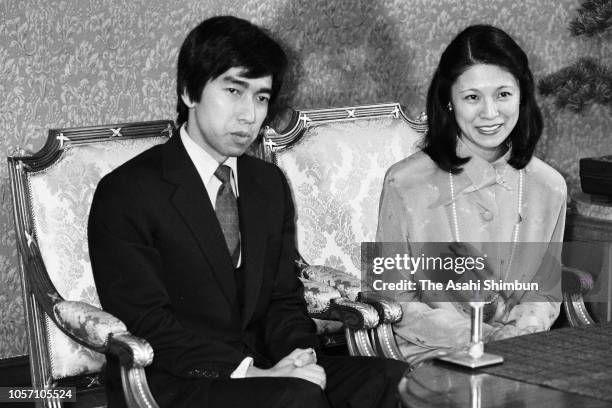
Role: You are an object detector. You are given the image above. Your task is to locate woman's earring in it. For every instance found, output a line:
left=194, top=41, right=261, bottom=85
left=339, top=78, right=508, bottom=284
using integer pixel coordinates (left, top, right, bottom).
left=447, top=102, right=453, bottom=111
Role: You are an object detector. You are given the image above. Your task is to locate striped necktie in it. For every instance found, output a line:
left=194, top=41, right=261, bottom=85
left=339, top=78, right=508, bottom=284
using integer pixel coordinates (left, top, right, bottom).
left=214, top=164, right=240, bottom=267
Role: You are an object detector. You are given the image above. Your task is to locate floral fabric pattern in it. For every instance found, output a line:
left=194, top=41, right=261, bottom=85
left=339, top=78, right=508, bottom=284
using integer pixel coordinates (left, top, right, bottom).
left=301, top=278, right=342, bottom=316
left=276, top=117, right=421, bottom=278
left=53, top=301, right=127, bottom=349
left=301, top=264, right=364, bottom=302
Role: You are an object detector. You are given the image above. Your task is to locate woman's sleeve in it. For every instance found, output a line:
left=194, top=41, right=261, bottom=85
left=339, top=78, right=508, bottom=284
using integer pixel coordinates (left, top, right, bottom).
left=377, top=170, right=438, bottom=345
left=500, top=189, right=567, bottom=335
left=376, top=172, right=409, bottom=243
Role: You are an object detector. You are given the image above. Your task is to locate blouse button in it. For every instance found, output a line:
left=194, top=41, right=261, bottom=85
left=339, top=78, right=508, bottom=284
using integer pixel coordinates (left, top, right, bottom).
left=481, top=210, right=494, bottom=222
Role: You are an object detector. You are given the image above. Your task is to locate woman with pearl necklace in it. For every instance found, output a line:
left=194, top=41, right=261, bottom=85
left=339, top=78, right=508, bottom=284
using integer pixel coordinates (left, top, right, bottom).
left=376, top=25, right=567, bottom=359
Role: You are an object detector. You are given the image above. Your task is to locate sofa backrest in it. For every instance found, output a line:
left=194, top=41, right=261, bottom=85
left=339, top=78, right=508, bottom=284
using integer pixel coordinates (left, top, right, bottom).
left=265, top=103, right=426, bottom=277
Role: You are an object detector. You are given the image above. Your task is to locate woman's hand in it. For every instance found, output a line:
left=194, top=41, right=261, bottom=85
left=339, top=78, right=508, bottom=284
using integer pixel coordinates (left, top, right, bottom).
left=486, top=324, right=520, bottom=341
left=485, top=323, right=542, bottom=341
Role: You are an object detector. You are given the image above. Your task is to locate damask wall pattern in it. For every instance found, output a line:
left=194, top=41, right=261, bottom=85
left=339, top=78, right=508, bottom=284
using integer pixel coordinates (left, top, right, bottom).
left=0, top=0, right=610, bottom=358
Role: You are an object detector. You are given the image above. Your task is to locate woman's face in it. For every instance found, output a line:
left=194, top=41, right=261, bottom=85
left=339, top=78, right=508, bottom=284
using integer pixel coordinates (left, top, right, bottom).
left=450, top=64, right=520, bottom=162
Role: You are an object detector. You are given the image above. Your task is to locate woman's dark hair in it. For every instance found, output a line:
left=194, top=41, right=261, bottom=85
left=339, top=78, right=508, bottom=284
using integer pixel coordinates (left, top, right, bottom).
left=176, top=16, right=288, bottom=127
left=422, top=24, right=542, bottom=173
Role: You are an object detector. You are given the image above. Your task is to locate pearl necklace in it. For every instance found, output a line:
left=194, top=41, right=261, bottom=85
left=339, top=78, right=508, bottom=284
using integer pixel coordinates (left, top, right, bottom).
left=448, top=169, right=524, bottom=280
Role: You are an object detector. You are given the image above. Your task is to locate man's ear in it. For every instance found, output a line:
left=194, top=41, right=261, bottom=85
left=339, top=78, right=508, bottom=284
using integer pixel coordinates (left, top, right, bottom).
left=181, top=90, right=196, bottom=108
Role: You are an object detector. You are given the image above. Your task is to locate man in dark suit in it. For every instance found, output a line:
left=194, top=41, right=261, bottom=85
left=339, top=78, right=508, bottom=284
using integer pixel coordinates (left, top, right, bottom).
left=89, top=15, right=407, bottom=408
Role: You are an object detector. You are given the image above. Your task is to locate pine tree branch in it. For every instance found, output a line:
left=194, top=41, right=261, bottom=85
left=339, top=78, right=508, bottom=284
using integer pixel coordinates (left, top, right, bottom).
left=569, top=0, right=612, bottom=37
left=538, top=57, right=612, bottom=112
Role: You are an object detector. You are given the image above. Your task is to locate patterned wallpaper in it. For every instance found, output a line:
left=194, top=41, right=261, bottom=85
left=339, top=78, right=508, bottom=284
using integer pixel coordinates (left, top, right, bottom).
left=0, top=0, right=610, bottom=358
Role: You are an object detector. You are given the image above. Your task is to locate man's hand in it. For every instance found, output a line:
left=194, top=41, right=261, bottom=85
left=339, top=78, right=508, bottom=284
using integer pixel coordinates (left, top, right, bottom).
left=276, top=348, right=317, bottom=368
left=245, top=348, right=326, bottom=389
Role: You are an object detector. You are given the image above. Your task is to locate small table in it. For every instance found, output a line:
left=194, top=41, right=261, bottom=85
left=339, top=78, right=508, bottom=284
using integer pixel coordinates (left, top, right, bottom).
left=399, top=323, right=612, bottom=408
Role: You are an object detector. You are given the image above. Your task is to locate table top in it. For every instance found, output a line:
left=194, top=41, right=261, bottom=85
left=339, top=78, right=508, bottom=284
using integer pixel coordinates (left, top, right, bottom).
left=398, top=363, right=610, bottom=408
left=399, top=323, right=612, bottom=408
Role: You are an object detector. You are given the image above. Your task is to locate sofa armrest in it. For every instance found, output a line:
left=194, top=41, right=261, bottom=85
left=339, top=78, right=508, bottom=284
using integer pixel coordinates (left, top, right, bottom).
left=299, top=265, right=381, bottom=357
left=356, top=291, right=404, bottom=359
left=53, top=300, right=154, bottom=368
left=302, top=278, right=379, bottom=330
left=329, top=298, right=380, bottom=330
left=562, top=266, right=595, bottom=327
left=300, top=264, right=362, bottom=301
left=301, top=278, right=343, bottom=317
left=108, top=333, right=155, bottom=369
left=53, top=300, right=158, bottom=407
left=357, top=291, right=403, bottom=324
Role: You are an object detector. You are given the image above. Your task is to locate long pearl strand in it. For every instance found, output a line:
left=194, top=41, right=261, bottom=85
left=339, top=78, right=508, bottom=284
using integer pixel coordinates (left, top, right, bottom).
left=449, top=169, right=524, bottom=280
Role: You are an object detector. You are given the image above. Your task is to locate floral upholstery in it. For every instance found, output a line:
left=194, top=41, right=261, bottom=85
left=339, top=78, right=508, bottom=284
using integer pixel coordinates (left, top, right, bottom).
left=275, top=117, right=422, bottom=278
left=301, top=266, right=365, bottom=335
left=301, top=278, right=343, bottom=316
left=53, top=301, right=127, bottom=350
left=27, top=137, right=167, bottom=379
left=300, top=264, right=364, bottom=302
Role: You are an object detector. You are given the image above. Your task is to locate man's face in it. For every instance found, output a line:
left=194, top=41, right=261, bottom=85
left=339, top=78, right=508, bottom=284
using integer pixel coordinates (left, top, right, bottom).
left=182, top=67, right=273, bottom=162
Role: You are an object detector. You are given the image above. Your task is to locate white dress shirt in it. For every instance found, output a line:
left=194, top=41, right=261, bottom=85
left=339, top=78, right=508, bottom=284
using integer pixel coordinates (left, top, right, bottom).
left=180, top=126, right=239, bottom=207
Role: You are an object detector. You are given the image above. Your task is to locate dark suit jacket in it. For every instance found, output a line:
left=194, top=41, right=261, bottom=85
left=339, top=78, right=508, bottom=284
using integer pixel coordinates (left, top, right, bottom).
left=88, top=135, right=319, bottom=405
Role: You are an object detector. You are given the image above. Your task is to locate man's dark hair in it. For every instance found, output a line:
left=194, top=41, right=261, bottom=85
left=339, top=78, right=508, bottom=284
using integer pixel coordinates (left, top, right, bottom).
left=176, top=16, right=288, bottom=127
left=423, top=24, right=543, bottom=173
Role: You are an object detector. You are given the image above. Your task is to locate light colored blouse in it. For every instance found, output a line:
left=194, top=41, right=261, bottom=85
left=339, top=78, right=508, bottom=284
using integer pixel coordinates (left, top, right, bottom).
left=376, top=140, right=567, bottom=354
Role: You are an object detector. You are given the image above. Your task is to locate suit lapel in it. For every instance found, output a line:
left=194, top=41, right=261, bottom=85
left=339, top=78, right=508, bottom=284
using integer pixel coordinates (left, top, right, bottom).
left=161, top=136, right=237, bottom=306
left=238, top=156, right=267, bottom=328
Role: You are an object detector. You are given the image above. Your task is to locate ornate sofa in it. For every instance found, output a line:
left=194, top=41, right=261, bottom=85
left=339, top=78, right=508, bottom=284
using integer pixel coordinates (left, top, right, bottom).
left=8, top=102, right=427, bottom=406
left=8, top=102, right=593, bottom=406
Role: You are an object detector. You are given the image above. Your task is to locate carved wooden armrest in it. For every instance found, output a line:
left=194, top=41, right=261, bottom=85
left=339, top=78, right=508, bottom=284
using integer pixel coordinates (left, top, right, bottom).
left=107, top=333, right=155, bottom=369
left=328, top=298, right=380, bottom=330
left=329, top=298, right=380, bottom=357
left=53, top=300, right=158, bottom=407
left=53, top=301, right=154, bottom=368
left=301, top=278, right=343, bottom=317
left=357, top=291, right=403, bottom=324
left=298, top=261, right=380, bottom=329
left=303, top=277, right=381, bottom=357
left=355, top=291, right=404, bottom=360
left=561, top=266, right=595, bottom=327
left=297, top=260, right=380, bottom=356
left=302, top=278, right=379, bottom=330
